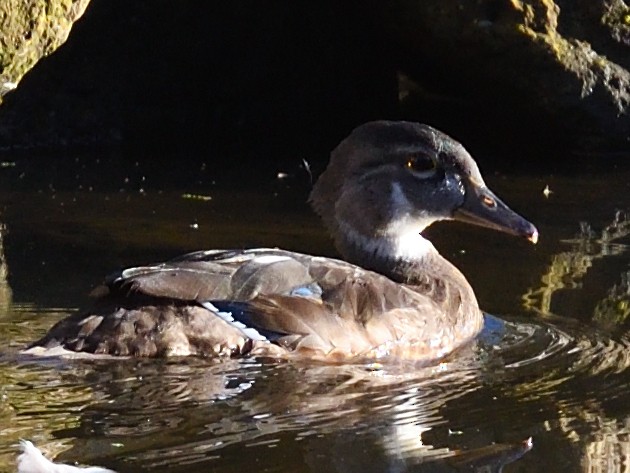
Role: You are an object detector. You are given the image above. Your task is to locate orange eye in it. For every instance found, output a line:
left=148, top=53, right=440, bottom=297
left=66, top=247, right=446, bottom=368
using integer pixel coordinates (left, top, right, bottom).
left=482, top=195, right=496, bottom=208
left=405, top=155, right=436, bottom=173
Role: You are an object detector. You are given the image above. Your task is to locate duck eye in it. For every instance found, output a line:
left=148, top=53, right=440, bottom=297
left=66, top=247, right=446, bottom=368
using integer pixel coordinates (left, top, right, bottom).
left=405, top=155, right=436, bottom=174
left=482, top=195, right=496, bottom=208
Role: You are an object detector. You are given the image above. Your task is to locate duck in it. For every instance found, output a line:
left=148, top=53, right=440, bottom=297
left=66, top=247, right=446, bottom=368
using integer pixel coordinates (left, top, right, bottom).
left=27, top=121, right=537, bottom=362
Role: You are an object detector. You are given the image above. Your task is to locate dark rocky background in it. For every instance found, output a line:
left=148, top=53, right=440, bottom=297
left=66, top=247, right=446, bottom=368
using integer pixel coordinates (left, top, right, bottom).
left=1, top=0, right=629, bottom=183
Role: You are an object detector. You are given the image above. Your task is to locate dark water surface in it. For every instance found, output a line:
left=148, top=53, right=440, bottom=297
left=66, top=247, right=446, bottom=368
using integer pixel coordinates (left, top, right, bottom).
left=1, top=152, right=630, bottom=472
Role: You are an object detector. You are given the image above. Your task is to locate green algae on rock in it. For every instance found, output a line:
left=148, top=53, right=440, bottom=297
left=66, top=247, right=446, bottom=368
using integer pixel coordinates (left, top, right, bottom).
left=0, top=0, right=90, bottom=103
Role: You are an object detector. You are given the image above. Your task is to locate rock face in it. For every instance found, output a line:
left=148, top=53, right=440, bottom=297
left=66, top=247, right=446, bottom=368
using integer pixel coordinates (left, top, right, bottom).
left=0, top=0, right=90, bottom=102
left=0, top=1, right=629, bottom=156
left=0, top=1, right=396, bottom=158
left=382, top=0, right=630, bottom=150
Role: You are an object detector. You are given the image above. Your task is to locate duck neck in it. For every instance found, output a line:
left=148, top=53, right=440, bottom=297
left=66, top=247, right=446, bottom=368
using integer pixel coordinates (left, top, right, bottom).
left=334, top=222, right=444, bottom=284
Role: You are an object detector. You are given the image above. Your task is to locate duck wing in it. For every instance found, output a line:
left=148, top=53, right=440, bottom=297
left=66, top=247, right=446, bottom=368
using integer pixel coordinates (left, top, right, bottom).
left=30, top=249, right=467, bottom=359
left=104, top=249, right=316, bottom=302
left=218, top=258, right=451, bottom=358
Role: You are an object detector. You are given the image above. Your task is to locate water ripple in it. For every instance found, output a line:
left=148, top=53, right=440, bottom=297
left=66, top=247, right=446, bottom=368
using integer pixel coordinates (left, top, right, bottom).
left=2, top=313, right=630, bottom=472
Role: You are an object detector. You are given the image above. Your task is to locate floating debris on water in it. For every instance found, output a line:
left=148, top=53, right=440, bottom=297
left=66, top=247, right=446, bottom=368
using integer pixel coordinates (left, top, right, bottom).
left=181, top=193, right=212, bottom=201
left=17, top=440, right=117, bottom=473
left=302, top=158, right=313, bottom=184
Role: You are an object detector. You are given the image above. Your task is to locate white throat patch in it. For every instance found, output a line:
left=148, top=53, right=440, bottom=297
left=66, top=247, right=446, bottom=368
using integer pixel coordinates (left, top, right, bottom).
left=337, top=182, right=437, bottom=262
left=383, top=182, right=436, bottom=260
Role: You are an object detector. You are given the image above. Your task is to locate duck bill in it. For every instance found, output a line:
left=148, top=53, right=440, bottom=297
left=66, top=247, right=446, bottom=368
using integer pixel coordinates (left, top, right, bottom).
left=454, top=180, right=538, bottom=244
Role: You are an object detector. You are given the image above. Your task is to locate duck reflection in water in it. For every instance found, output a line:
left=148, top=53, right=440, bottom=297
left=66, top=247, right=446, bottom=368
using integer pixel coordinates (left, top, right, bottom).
left=27, top=120, right=537, bottom=362
left=43, top=357, right=531, bottom=473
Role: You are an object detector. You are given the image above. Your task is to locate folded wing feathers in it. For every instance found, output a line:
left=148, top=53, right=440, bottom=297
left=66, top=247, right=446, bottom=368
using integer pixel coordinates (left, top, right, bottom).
left=110, top=252, right=316, bottom=303
left=113, top=265, right=232, bottom=301
left=139, top=254, right=426, bottom=353
left=68, top=249, right=441, bottom=357
left=200, top=301, right=269, bottom=341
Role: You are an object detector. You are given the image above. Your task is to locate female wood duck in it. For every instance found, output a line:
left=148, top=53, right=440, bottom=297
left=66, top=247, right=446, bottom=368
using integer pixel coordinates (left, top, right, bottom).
left=29, top=121, right=537, bottom=362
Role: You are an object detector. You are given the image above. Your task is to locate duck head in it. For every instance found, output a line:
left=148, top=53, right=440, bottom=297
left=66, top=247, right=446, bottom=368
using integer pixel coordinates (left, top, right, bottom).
left=309, top=121, right=538, bottom=264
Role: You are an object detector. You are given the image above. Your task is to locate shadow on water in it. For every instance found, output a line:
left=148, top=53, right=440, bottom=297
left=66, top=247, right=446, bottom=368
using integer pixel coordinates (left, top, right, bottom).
left=1, top=152, right=630, bottom=472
